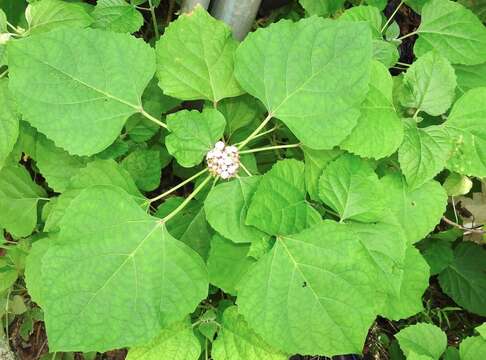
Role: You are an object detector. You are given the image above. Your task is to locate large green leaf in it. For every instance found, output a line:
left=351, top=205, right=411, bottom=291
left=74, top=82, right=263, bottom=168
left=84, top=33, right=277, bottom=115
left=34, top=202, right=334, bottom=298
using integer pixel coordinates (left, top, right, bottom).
left=380, top=173, right=447, bottom=244
left=155, top=5, right=242, bottom=102
left=92, top=0, right=143, bottom=33
left=126, top=319, right=201, bottom=360
left=445, top=87, right=486, bottom=177
left=454, top=62, right=486, bottom=97
left=165, top=109, right=226, bottom=168
left=212, top=306, right=288, bottom=360
left=207, top=234, right=255, bottom=295
left=400, top=51, right=457, bottom=116
left=8, top=28, right=155, bottom=156
left=0, top=164, right=46, bottom=238
left=380, top=246, right=430, bottom=320
left=26, top=0, right=93, bottom=35
left=246, top=159, right=321, bottom=236
left=414, top=0, right=486, bottom=65
left=318, top=154, right=385, bottom=222
left=0, top=79, right=19, bottom=169
left=341, top=60, right=403, bottom=159
left=438, top=242, right=486, bottom=316
left=237, top=220, right=391, bottom=356
left=398, top=121, right=453, bottom=189
left=235, top=17, right=372, bottom=149
left=458, top=0, right=486, bottom=22
left=396, top=323, right=447, bottom=359
left=41, top=186, right=208, bottom=352
left=459, top=336, right=486, bottom=360
left=205, top=177, right=269, bottom=244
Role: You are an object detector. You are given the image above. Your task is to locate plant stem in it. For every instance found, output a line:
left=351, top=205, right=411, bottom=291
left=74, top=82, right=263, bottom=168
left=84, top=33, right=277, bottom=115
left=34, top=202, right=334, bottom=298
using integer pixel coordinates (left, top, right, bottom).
left=235, top=125, right=278, bottom=146
left=412, top=108, right=420, bottom=120
left=397, top=31, right=418, bottom=41
left=149, top=168, right=208, bottom=203
left=381, top=0, right=404, bottom=33
left=239, top=161, right=252, bottom=176
left=148, top=0, right=160, bottom=40
left=139, top=108, right=168, bottom=129
left=396, top=61, right=411, bottom=67
left=0, top=69, right=8, bottom=79
left=237, top=113, right=274, bottom=150
left=161, top=175, right=212, bottom=223
left=239, top=143, right=300, bottom=154
left=442, top=216, right=485, bottom=235
left=5, top=287, right=11, bottom=346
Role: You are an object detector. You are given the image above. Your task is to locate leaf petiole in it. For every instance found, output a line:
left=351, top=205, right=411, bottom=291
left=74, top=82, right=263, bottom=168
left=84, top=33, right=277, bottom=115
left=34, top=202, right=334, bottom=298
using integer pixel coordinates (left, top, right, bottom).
left=397, top=31, right=419, bottom=41
left=381, top=0, right=404, bottom=34
left=148, top=0, right=160, bottom=40
left=148, top=168, right=208, bottom=203
left=237, top=112, right=274, bottom=150
left=139, top=108, right=168, bottom=129
left=239, top=143, right=300, bottom=154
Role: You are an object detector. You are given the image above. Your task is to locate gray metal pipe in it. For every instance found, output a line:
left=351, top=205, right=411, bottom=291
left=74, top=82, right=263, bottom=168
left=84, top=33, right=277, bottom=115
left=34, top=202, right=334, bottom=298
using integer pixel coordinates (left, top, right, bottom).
left=210, top=0, right=263, bottom=40
left=181, top=0, right=210, bottom=13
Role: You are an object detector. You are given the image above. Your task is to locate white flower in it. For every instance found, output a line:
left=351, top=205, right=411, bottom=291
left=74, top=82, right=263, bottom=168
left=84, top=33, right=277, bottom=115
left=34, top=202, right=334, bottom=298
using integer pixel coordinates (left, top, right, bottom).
left=206, top=141, right=240, bottom=179
left=0, top=33, right=11, bottom=45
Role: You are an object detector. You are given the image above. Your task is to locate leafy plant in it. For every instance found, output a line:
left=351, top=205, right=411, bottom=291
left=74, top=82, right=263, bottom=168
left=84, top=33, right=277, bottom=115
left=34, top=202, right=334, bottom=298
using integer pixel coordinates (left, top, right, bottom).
left=1, top=0, right=486, bottom=359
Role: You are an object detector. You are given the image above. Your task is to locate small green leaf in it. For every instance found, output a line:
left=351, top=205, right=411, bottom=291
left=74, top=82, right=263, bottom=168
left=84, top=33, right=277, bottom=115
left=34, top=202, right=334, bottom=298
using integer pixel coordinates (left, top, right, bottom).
left=92, top=0, right=143, bottom=33
left=205, top=177, right=269, bottom=244
left=207, top=234, right=255, bottom=295
left=218, top=95, right=264, bottom=141
left=26, top=0, right=93, bottom=34
left=459, top=336, right=486, bottom=360
left=398, top=120, right=453, bottom=189
left=155, top=5, right=242, bottom=102
left=212, top=306, right=288, bottom=360
left=341, top=60, right=403, bottom=159
left=318, top=154, right=384, bottom=222
left=122, top=148, right=162, bottom=191
left=0, top=79, right=19, bottom=169
left=0, top=164, right=46, bottom=237
left=445, top=87, right=486, bottom=177
left=442, top=172, right=473, bottom=196
left=439, top=242, right=486, bottom=316
left=165, top=109, right=226, bottom=168
left=400, top=51, right=457, bottom=115
left=246, top=159, right=321, bottom=236
left=372, top=39, right=400, bottom=68
left=126, top=319, right=201, bottom=360
left=235, top=17, right=372, bottom=149
left=339, top=5, right=382, bottom=38
left=415, top=0, right=486, bottom=65
left=396, top=323, right=447, bottom=359
left=8, top=28, right=155, bottom=156
left=41, top=186, right=208, bottom=352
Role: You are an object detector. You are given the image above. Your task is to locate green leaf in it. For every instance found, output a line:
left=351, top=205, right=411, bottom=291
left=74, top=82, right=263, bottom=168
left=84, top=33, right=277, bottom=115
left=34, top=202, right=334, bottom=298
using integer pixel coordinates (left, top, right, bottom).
left=380, top=246, right=430, bottom=320
left=165, top=109, right=226, bottom=168
left=438, top=242, right=486, bottom=316
left=458, top=0, right=486, bottom=22
left=0, top=164, right=46, bottom=237
left=372, top=39, right=400, bottom=68
left=404, top=0, right=428, bottom=13
left=155, top=5, right=242, bottom=102
left=41, top=186, right=208, bottom=352
left=8, top=28, right=155, bottom=156
left=0, top=8, right=7, bottom=32
left=339, top=5, right=382, bottom=38
left=421, top=239, right=453, bottom=275
left=0, top=79, right=19, bottom=169
left=398, top=121, right=453, bottom=189
left=365, top=0, right=387, bottom=10
left=341, top=60, right=403, bottom=159
left=318, top=154, right=384, bottom=222
left=121, top=149, right=162, bottom=192
left=454, top=62, right=486, bottom=97
left=302, top=146, right=342, bottom=201
left=459, top=336, right=486, bottom=360
left=92, top=0, right=143, bottom=33
left=237, top=220, right=388, bottom=356
left=205, top=177, right=269, bottom=244
left=445, top=87, right=486, bottom=177
left=246, top=159, right=321, bottom=236
left=380, top=173, right=447, bottom=244
left=35, top=134, right=90, bottom=192
left=235, top=17, right=372, bottom=149
left=443, top=172, right=473, bottom=196
left=26, top=0, right=93, bottom=34
left=207, top=234, right=255, bottom=295
left=396, top=323, right=447, bottom=359
left=218, top=95, right=264, bottom=141
left=212, top=306, right=288, bottom=360
left=25, top=236, right=52, bottom=305
left=400, top=51, right=457, bottom=116
left=415, top=0, right=486, bottom=65
left=126, top=319, right=201, bottom=360
left=298, top=0, right=345, bottom=16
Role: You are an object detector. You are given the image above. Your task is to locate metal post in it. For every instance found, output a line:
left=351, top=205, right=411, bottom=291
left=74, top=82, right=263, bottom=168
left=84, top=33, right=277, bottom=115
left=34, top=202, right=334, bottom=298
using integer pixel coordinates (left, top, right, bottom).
left=210, top=0, right=263, bottom=40
left=181, top=0, right=210, bottom=13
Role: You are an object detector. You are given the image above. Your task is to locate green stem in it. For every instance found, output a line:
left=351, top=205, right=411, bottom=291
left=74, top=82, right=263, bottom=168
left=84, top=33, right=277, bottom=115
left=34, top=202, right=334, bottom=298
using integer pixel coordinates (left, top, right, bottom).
left=397, top=31, right=418, bottom=41
left=5, top=288, right=11, bottom=346
left=149, top=168, right=208, bottom=203
left=148, top=0, right=160, bottom=40
left=140, top=108, right=167, bottom=129
left=412, top=108, right=420, bottom=120
left=0, top=69, right=8, bottom=79
left=237, top=113, right=274, bottom=150
left=161, top=175, right=211, bottom=223
left=235, top=125, right=278, bottom=146
left=381, top=0, right=404, bottom=34
left=239, top=143, right=300, bottom=154
left=239, top=162, right=252, bottom=176
left=396, top=61, right=411, bottom=67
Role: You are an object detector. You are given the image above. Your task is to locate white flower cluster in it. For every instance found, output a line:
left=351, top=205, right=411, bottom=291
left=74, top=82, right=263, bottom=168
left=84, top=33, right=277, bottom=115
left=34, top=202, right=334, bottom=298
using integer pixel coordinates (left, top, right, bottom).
left=206, top=141, right=240, bottom=179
